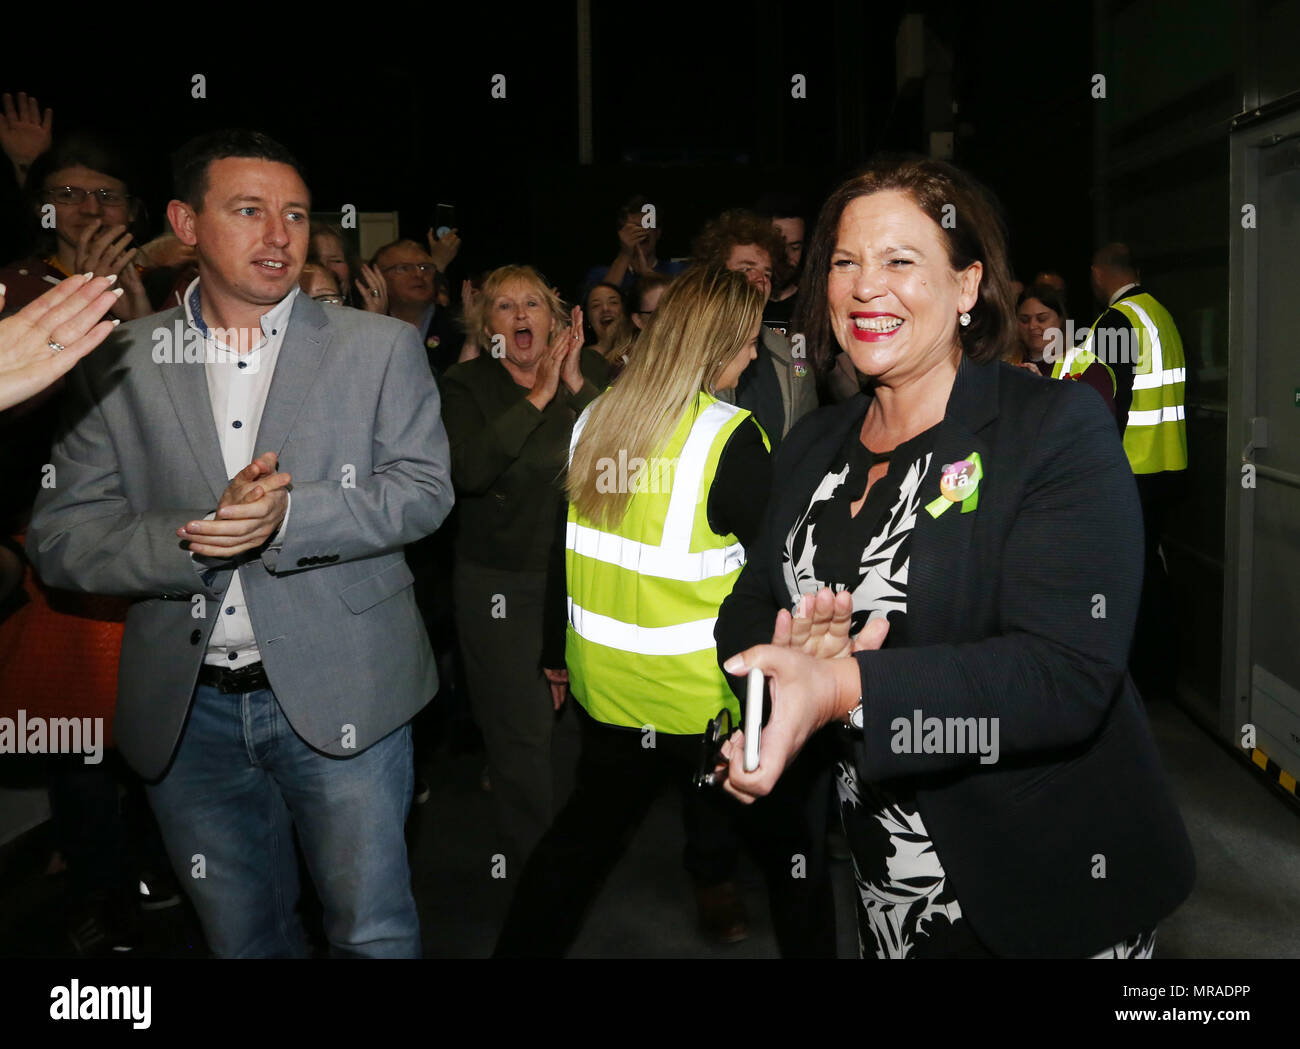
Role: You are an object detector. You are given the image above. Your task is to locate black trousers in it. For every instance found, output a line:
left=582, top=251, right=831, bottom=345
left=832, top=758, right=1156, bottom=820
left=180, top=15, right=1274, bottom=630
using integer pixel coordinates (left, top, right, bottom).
left=493, top=703, right=836, bottom=957
left=1130, top=470, right=1186, bottom=701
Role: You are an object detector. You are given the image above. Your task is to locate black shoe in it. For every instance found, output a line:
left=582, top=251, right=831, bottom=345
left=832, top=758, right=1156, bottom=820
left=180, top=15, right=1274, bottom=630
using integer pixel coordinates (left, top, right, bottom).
left=413, top=778, right=431, bottom=805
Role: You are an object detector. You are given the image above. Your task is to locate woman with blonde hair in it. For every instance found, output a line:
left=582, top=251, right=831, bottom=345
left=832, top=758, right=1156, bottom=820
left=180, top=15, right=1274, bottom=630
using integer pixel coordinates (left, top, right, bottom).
left=493, top=266, right=836, bottom=957
left=441, top=263, right=609, bottom=868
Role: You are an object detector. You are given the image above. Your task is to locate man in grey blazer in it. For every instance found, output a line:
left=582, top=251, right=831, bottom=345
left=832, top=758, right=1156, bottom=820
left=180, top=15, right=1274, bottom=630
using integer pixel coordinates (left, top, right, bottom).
left=27, top=130, right=453, bottom=958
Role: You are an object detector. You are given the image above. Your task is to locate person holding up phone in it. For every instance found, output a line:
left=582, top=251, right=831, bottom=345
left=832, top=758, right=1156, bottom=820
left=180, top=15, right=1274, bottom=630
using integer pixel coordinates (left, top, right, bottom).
left=426, top=213, right=461, bottom=276
left=581, top=194, right=685, bottom=295
left=493, top=266, right=836, bottom=957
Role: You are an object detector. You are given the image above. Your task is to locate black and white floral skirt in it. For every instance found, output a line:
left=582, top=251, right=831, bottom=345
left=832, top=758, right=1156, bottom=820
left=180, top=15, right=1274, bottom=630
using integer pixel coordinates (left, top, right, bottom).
left=834, top=753, right=1156, bottom=959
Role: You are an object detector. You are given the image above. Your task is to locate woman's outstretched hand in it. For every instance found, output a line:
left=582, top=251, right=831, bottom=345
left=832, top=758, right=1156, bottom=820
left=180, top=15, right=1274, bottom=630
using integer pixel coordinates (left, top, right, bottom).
left=0, top=273, right=121, bottom=411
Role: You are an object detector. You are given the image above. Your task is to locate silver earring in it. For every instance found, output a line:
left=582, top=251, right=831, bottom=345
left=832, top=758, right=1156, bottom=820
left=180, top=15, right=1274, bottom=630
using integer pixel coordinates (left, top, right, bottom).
left=959, top=311, right=971, bottom=327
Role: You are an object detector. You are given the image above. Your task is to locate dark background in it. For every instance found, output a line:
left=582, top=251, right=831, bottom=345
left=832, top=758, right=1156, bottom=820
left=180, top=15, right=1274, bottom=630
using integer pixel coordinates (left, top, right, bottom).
left=0, top=2, right=1094, bottom=308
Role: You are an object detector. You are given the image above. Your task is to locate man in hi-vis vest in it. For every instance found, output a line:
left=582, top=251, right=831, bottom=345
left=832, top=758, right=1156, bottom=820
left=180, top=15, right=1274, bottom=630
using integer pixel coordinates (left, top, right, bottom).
left=1082, top=243, right=1188, bottom=701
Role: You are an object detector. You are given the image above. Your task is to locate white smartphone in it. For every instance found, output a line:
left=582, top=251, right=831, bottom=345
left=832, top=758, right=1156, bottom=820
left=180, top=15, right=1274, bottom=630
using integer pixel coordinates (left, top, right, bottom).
left=744, top=667, right=763, bottom=772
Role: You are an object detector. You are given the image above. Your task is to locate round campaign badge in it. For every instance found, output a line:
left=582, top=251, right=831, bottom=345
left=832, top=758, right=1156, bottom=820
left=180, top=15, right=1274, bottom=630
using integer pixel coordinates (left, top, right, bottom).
left=940, top=460, right=977, bottom=502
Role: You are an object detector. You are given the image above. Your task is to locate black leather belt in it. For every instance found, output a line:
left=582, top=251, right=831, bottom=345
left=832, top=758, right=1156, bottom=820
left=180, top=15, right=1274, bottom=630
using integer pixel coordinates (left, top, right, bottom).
left=197, top=661, right=270, bottom=694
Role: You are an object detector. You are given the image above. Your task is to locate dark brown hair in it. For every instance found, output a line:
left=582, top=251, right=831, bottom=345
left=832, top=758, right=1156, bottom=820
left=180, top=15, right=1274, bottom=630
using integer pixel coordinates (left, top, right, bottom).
left=583, top=281, right=626, bottom=343
left=795, top=155, right=1017, bottom=373
left=1016, top=281, right=1067, bottom=324
left=172, top=129, right=304, bottom=211
left=691, top=209, right=792, bottom=291
left=1014, top=282, right=1068, bottom=364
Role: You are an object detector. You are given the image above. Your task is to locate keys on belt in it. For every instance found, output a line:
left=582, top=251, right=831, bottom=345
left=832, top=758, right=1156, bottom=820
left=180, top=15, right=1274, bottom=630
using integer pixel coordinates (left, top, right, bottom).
left=197, top=661, right=270, bottom=693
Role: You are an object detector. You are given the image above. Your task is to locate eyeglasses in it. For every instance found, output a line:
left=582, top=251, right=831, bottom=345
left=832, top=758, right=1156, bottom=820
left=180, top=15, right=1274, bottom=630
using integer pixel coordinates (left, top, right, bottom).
left=693, top=707, right=734, bottom=789
left=312, top=294, right=344, bottom=304
left=44, top=185, right=132, bottom=207
left=380, top=263, right=437, bottom=276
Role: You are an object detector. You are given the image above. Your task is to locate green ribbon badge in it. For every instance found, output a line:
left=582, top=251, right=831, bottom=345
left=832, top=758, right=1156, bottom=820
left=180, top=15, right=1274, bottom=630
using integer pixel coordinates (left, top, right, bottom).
left=926, top=451, right=983, bottom=518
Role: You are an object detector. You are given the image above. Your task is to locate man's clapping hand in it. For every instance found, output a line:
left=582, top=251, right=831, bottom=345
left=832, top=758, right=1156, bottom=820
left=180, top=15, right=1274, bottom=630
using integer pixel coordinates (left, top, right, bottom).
left=178, top=452, right=291, bottom=557
left=75, top=220, right=151, bottom=320
left=133, top=232, right=196, bottom=271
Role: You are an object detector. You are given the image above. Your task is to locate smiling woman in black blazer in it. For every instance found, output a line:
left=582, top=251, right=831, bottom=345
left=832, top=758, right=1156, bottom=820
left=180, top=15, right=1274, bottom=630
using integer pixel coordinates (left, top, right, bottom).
left=713, top=157, right=1194, bottom=959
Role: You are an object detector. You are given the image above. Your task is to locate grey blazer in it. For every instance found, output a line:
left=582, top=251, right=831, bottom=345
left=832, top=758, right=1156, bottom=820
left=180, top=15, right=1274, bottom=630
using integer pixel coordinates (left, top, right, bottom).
left=27, top=295, right=454, bottom=780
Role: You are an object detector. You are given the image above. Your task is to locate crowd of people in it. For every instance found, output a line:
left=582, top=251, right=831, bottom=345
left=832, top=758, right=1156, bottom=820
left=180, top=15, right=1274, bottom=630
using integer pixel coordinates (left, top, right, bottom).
left=0, top=90, right=1195, bottom=959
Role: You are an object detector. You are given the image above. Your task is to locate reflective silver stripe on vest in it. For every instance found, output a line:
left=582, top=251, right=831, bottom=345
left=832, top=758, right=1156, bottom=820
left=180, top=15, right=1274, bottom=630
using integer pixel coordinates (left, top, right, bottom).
left=1135, top=367, right=1185, bottom=387
left=1127, top=405, right=1186, bottom=426
left=660, top=400, right=741, bottom=550
left=570, top=404, right=593, bottom=459
left=568, top=598, right=717, bottom=656
left=1122, top=300, right=1166, bottom=392
left=567, top=521, right=744, bottom=582
left=1060, top=343, right=1086, bottom=372
left=568, top=398, right=746, bottom=581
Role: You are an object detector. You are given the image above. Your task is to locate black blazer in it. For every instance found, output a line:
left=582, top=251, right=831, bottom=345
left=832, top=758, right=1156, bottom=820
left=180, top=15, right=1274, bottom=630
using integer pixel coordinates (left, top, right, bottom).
left=715, top=355, right=1195, bottom=958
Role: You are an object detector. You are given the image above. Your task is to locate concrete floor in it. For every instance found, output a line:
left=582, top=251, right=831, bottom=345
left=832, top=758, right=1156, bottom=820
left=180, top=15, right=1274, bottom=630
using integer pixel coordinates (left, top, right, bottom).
left=1142, top=700, right=1300, bottom=958
left=0, top=696, right=1295, bottom=958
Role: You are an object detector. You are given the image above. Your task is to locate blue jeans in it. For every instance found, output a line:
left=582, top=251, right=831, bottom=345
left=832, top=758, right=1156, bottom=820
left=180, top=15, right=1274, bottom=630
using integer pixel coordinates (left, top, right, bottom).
left=146, top=684, right=420, bottom=958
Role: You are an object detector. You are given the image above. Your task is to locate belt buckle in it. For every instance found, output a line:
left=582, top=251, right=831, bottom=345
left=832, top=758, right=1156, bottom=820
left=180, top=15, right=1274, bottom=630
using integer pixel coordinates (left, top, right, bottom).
left=230, top=662, right=263, bottom=689
left=211, top=661, right=263, bottom=693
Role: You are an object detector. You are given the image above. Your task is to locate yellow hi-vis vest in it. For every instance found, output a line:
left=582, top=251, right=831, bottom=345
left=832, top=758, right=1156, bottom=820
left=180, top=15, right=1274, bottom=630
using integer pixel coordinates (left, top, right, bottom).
left=1077, top=292, right=1188, bottom=474
left=564, top=392, right=769, bottom=734
left=1049, top=344, right=1118, bottom=394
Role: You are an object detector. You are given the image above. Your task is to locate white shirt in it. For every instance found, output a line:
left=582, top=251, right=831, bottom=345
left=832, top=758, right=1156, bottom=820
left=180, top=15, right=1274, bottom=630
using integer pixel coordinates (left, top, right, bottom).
left=1109, top=282, right=1138, bottom=306
left=184, top=277, right=298, bottom=669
